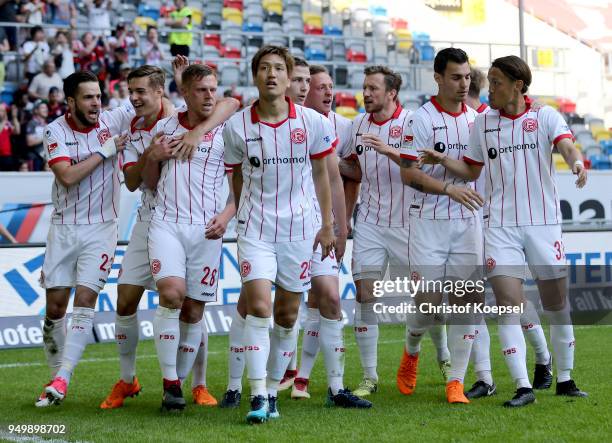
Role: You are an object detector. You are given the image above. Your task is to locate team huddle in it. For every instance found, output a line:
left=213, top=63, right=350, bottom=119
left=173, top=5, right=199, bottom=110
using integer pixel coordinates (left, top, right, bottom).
left=35, top=45, right=588, bottom=423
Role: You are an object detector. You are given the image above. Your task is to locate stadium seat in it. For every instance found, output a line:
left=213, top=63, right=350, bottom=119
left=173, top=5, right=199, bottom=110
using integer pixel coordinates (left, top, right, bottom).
left=334, top=66, right=348, bottom=87
left=134, top=16, right=157, bottom=31
left=584, top=144, right=602, bottom=158
left=303, top=12, right=323, bottom=28
left=243, top=22, right=263, bottom=32
left=191, top=7, right=203, bottom=26
left=220, top=64, right=241, bottom=86
left=336, top=106, right=359, bottom=120
left=595, top=130, right=611, bottom=142
left=331, top=41, right=346, bottom=61
left=204, top=12, right=223, bottom=29
left=420, top=44, right=435, bottom=61
left=332, top=0, right=351, bottom=13
left=553, top=153, right=569, bottom=170
left=138, top=4, right=160, bottom=21
left=304, top=24, right=323, bottom=35
left=346, top=49, right=367, bottom=63
left=221, top=33, right=243, bottom=50
left=557, top=98, right=576, bottom=113
left=349, top=68, right=366, bottom=89
left=283, top=0, right=302, bottom=15
left=588, top=154, right=612, bottom=170
left=222, top=46, right=242, bottom=58
left=204, top=34, right=222, bottom=50
left=390, top=17, right=408, bottom=30
left=202, top=44, right=221, bottom=58
left=263, top=0, right=282, bottom=15
left=323, top=25, right=343, bottom=36
left=224, top=0, right=243, bottom=11
left=354, top=91, right=364, bottom=107
left=335, top=92, right=358, bottom=109
left=222, top=7, right=243, bottom=25
left=394, top=29, right=412, bottom=52
left=305, top=47, right=327, bottom=61
left=369, top=5, right=387, bottom=16
left=373, top=17, right=391, bottom=38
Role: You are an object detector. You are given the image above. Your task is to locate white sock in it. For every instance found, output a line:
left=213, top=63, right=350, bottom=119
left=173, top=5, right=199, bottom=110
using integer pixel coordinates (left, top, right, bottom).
left=42, top=316, right=66, bottom=378
left=499, top=313, right=531, bottom=389
left=354, top=301, right=378, bottom=381
left=153, top=306, right=180, bottom=381
left=521, top=300, right=550, bottom=364
left=267, top=322, right=298, bottom=397
left=287, top=324, right=298, bottom=372
left=471, top=315, right=493, bottom=385
left=176, top=320, right=203, bottom=382
left=297, top=308, right=320, bottom=380
left=429, top=323, right=450, bottom=362
left=192, top=322, right=208, bottom=388
left=544, top=305, right=574, bottom=383
left=447, top=313, right=475, bottom=383
left=319, top=314, right=345, bottom=395
left=227, top=312, right=245, bottom=392
left=406, top=309, right=431, bottom=355
left=244, top=315, right=271, bottom=397
left=56, top=307, right=95, bottom=385
left=115, top=313, right=139, bottom=383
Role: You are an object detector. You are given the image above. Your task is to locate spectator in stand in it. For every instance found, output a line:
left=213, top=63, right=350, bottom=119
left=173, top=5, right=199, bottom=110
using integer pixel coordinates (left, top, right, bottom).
left=0, top=104, right=20, bottom=171
left=86, top=0, right=112, bottom=36
left=51, top=30, right=75, bottom=79
left=108, top=23, right=138, bottom=60
left=18, top=160, right=29, bottom=171
left=21, top=0, right=45, bottom=25
left=108, top=47, right=129, bottom=80
left=28, top=59, right=63, bottom=101
left=0, top=223, right=17, bottom=243
left=22, top=26, right=50, bottom=83
left=167, top=0, right=192, bottom=56
left=108, top=79, right=130, bottom=109
left=46, top=86, right=66, bottom=122
left=24, top=100, right=47, bottom=171
left=74, top=32, right=107, bottom=72
left=48, top=0, right=76, bottom=27
left=0, top=0, right=20, bottom=49
left=0, top=27, right=9, bottom=91
left=142, top=25, right=164, bottom=66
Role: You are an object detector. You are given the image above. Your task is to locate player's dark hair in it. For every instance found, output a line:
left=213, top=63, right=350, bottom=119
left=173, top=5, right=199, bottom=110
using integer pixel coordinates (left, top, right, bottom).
left=469, top=67, right=486, bottom=98
left=127, top=65, right=166, bottom=91
left=491, top=55, right=532, bottom=94
left=63, top=71, right=99, bottom=99
left=293, top=57, right=309, bottom=68
left=364, top=65, right=402, bottom=95
left=434, top=47, right=469, bottom=75
left=309, top=64, right=328, bottom=76
left=182, top=64, right=217, bottom=88
left=251, top=45, right=295, bottom=78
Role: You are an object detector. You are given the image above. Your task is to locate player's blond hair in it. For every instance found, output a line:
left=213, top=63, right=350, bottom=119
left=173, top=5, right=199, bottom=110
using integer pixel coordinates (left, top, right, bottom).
left=127, top=65, right=166, bottom=91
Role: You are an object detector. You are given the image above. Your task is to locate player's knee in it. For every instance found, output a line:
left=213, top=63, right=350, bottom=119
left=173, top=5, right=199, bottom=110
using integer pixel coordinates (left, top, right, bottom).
left=179, top=299, right=205, bottom=323
left=273, top=303, right=299, bottom=328
left=45, top=302, right=67, bottom=319
left=159, top=288, right=185, bottom=309
left=74, top=286, right=98, bottom=308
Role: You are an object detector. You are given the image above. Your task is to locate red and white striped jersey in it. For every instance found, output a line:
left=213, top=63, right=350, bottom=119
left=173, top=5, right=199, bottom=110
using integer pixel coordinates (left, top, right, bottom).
left=473, top=103, right=490, bottom=220
left=350, top=104, right=413, bottom=227
left=44, top=107, right=133, bottom=225
left=152, top=112, right=227, bottom=225
left=400, top=98, right=477, bottom=220
left=223, top=98, right=336, bottom=242
left=123, top=108, right=166, bottom=222
left=463, top=98, right=573, bottom=228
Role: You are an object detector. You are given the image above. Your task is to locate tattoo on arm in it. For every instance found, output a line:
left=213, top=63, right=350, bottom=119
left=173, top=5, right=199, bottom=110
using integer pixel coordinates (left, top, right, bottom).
left=400, top=158, right=416, bottom=169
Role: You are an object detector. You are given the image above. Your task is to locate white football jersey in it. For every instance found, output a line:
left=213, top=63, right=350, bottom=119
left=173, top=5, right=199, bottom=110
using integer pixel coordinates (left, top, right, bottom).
left=123, top=110, right=165, bottom=222
left=223, top=99, right=336, bottom=242
left=464, top=98, right=573, bottom=228
left=400, top=98, right=477, bottom=220
left=349, top=104, right=413, bottom=228
left=473, top=103, right=490, bottom=220
left=152, top=112, right=227, bottom=225
left=44, top=107, right=133, bottom=225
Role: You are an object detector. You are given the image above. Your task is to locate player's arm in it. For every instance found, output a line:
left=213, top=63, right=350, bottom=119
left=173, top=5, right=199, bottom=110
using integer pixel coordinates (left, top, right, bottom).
left=343, top=178, right=360, bottom=236
left=400, top=157, right=483, bottom=212
left=173, top=98, right=241, bottom=161
left=360, top=133, right=402, bottom=165
left=338, top=156, right=362, bottom=182
left=327, top=154, right=348, bottom=261
left=556, top=136, right=587, bottom=188
left=419, top=149, right=482, bottom=181
left=312, top=156, right=336, bottom=258
left=141, top=132, right=178, bottom=190
left=123, top=149, right=149, bottom=192
left=205, top=171, right=237, bottom=240
left=231, top=165, right=243, bottom=210
left=51, top=134, right=128, bottom=188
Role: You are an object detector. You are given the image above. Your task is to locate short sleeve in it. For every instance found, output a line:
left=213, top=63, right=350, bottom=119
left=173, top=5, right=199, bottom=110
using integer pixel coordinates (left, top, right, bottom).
left=464, top=116, right=485, bottom=166
left=335, top=119, right=353, bottom=159
left=544, top=107, right=573, bottom=146
left=400, top=113, right=429, bottom=162
left=222, top=121, right=243, bottom=167
left=44, top=125, right=71, bottom=166
left=309, top=113, right=335, bottom=159
left=123, top=136, right=140, bottom=170
left=104, top=106, right=135, bottom=135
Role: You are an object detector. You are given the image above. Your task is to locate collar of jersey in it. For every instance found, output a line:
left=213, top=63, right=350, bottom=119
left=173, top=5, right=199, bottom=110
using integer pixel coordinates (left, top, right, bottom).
left=476, top=103, right=489, bottom=114
left=430, top=96, right=467, bottom=117
left=499, top=95, right=532, bottom=120
left=131, top=102, right=164, bottom=133
left=66, top=112, right=99, bottom=133
left=250, top=96, right=297, bottom=128
left=368, top=102, right=403, bottom=126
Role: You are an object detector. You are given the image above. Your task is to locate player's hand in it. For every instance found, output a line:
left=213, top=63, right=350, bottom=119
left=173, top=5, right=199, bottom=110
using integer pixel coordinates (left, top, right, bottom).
left=172, top=131, right=199, bottom=161
left=573, top=161, right=587, bottom=188
left=334, top=232, right=347, bottom=263
left=360, top=133, right=390, bottom=156
left=313, top=224, right=336, bottom=260
left=148, top=133, right=178, bottom=162
left=172, top=54, right=189, bottom=86
left=114, top=133, right=128, bottom=153
left=445, top=184, right=484, bottom=212
left=418, top=148, right=445, bottom=167
left=205, top=213, right=230, bottom=239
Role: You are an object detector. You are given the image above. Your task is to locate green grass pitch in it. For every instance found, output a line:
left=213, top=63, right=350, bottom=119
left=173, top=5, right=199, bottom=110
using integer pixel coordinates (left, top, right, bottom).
left=0, top=324, right=609, bottom=442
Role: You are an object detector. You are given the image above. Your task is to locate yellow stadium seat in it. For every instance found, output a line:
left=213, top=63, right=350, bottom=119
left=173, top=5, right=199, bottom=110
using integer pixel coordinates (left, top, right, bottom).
left=553, top=153, right=569, bottom=170
left=536, top=48, right=554, bottom=68
left=538, top=97, right=559, bottom=110
left=594, top=129, right=611, bottom=142
left=355, top=91, right=364, bottom=108
left=222, top=7, right=243, bottom=25
left=331, top=0, right=351, bottom=12
left=134, top=16, right=157, bottom=31
left=394, top=29, right=411, bottom=51
left=303, top=12, right=323, bottom=28
left=336, top=106, right=359, bottom=120
left=263, top=0, right=282, bottom=15
left=191, top=7, right=203, bottom=26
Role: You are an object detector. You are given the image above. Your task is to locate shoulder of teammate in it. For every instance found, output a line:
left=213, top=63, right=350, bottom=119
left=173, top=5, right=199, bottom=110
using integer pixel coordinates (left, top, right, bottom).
left=464, top=113, right=485, bottom=166
left=331, top=111, right=353, bottom=159
left=102, top=104, right=135, bottom=135
left=44, top=119, right=71, bottom=167
left=538, top=104, right=573, bottom=146
left=400, top=107, right=429, bottom=160
left=222, top=109, right=247, bottom=167
left=302, top=107, right=335, bottom=159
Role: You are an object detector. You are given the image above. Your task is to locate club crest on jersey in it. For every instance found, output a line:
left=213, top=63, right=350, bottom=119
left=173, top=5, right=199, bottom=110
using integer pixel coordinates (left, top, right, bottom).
left=203, top=131, right=214, bottom=142
left=151, top=259, right=161, bottom=275
left=291, top=128, right=306, bottom=144
left=240, top=260, right=252, bottom=277
left=47, top=142, right=58, bottom=154
left=522, top=118, right=538, bottom=133
left=389, top=125, right=402, bottom=138
left=97, top=128, right=112, bottom=145
left=486, top=257, right=496, bottom=272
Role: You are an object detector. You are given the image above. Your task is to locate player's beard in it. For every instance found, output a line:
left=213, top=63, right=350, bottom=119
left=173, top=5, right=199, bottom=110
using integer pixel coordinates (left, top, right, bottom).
left=74, top=106, right=98, bottom=127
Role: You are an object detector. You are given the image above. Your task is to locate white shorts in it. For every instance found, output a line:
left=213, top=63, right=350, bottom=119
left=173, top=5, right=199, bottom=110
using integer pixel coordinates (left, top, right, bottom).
left=237, top=235, right=313, bottom=292
left=118, top=221, right=155, bottom=290
left=41, top=221, right=118, bottom=293
left=351, top=221, right=410, bottom=281
left=148, top=218, right=222, bottom=302
left=311, top=245, right=340, bottom=278
left=409, top=216, right=482, bottom=281
left=484, top=224, right=567, bottom=281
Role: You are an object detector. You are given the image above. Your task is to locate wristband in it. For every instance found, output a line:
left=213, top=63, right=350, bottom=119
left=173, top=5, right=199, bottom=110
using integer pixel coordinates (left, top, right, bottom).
left=97, top=136, right=118, bottom=159
left=96, top=152, right=106, bottom=160
left=573, top=160, right=584, bottom=169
